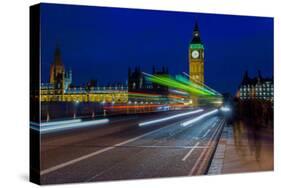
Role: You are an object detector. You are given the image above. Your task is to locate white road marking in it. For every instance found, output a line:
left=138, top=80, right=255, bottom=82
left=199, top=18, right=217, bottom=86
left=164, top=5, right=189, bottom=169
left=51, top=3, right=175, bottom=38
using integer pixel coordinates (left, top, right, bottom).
left=199, top=117, right=217, bottom=138
left=189, top=119, right=225, bottom=175
left=211, top=119, right=218, bottom=128
left=202, top=129, right=211, bottom=138
left=123, top=145, right=208, bottom=149
left=182, top=142, right=200, bottom=161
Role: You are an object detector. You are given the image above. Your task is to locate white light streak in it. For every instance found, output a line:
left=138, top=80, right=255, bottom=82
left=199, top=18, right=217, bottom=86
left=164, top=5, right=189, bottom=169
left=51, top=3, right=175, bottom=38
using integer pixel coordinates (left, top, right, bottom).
left=181, top=109, right=218, bottom=127
left=42, top=119, right=82, bottom=126
left=31, top=119, right=109, bottom=134
left=139, top=109, right=204, bottom=126
left=220, top=106, right=231, bottom=112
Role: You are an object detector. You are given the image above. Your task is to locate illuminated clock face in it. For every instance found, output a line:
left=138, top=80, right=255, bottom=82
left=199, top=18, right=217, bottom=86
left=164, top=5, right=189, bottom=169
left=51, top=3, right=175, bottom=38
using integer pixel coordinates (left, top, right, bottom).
left=192, top=50, right=199, bottom=59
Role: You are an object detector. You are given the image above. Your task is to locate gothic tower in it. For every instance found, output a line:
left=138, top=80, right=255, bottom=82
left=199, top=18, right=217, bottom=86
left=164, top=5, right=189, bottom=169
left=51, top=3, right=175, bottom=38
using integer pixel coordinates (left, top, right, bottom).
left=49, top=46, right=65, bottom=85
left=49, top=46, right=66, bottom=95
left=189, top=20, right=204, bottom=86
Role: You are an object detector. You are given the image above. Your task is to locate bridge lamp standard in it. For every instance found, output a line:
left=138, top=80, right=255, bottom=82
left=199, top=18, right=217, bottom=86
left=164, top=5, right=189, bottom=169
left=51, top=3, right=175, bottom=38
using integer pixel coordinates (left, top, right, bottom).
left=73, top=100, right=79, bottom=119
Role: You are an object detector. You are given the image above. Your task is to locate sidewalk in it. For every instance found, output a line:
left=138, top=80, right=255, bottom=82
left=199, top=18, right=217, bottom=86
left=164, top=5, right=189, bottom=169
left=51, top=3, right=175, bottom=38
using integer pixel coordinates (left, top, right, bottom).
left=208, top=121, right=273, bottom=175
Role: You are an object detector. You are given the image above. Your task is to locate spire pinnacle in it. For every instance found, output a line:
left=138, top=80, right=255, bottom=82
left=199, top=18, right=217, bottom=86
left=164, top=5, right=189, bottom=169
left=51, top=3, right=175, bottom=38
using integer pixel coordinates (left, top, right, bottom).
left=191, top=19, right=202, bottom=44
left=194, top=19, right=199, bottom=32
left=54, top=44, right=62, bottom=65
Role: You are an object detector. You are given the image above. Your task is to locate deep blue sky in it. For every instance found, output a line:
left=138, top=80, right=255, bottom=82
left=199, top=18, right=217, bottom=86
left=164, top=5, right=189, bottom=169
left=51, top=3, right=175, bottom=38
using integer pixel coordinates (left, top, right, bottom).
left=40, top=3, right=273, bottom=94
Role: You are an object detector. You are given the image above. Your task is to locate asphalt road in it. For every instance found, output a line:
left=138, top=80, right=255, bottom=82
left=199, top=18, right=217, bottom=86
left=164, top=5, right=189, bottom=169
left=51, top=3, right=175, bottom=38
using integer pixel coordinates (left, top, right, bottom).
left=39, top=108, right=225, bottom=184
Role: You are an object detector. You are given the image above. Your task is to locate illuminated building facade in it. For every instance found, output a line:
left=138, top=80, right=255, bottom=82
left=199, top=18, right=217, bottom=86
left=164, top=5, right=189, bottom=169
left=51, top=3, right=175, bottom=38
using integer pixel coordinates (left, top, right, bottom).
left=41, top=84, right=128, bottom=103
left=41, top=47, right=128, bottom=103
left=189, top=21, right=205, bottom=86
left=237, top=71, right=273, bottom=102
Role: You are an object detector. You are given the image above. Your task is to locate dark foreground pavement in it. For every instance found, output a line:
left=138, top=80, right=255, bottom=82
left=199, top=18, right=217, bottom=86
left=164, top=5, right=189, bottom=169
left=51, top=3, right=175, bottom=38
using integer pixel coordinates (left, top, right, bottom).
left=38, top=108, right=225, bottom=184
left=208, top=120, right=273, bottom=175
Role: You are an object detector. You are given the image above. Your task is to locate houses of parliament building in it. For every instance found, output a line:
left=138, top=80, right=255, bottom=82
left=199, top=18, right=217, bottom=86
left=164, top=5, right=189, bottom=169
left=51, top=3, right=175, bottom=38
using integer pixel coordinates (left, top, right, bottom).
left=40, top=46, right=128, bottom=103
left=40, top=21, right=205, bottom=104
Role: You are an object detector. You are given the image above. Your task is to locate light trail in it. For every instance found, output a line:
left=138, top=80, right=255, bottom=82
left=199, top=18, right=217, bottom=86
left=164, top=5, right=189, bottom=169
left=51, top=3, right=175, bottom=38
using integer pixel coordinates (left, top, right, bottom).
left=104, top=104, right=162, bottom=109
left=31, top=119, right=109, bottom=133
left=104, top=103, right=188, bottom=110
left=143, top=72, right=216, bottom=96
left=181, top=109, right=218, bottom=127
left=31, top=119, right=82, bottom=127
left=175, top=74, right=217, bottom=95
left=169, top=89, right=189, bottom=96
left=128, top=92, right=161, bottom=98
left=220, top=106, right=231, bottom=112
left=138, top=109, right=204, bottom=126
left=182, top=72, right=222, bottom=96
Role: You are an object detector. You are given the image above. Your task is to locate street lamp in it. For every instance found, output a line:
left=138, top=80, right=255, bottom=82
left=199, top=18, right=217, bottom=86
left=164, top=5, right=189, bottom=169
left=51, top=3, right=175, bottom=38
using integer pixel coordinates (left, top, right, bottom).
left=73, top=100, right=79, bottom=119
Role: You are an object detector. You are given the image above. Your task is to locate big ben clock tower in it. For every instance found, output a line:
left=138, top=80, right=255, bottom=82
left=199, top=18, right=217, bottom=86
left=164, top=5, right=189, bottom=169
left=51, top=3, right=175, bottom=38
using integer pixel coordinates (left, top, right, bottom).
left=189, top=21, right=204, bottom=86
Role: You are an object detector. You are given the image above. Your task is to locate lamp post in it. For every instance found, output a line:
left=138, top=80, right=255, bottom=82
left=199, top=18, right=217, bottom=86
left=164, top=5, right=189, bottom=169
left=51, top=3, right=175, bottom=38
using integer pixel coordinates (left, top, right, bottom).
left=73, top=100, right=79, bottom=119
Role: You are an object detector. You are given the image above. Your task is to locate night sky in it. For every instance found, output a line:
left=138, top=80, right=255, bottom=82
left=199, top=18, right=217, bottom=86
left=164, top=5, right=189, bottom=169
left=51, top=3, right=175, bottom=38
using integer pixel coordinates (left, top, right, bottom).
left=40, top=3, right=273, bottom=94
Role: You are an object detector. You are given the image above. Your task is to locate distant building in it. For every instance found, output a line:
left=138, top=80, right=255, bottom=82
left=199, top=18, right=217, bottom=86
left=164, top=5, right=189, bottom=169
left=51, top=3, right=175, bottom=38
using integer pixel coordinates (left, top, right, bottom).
left=127, top=66, right=173, bottom=104
left=237, top=71, right=273, bottom=102
left=128, top=66, right=169, bottom=94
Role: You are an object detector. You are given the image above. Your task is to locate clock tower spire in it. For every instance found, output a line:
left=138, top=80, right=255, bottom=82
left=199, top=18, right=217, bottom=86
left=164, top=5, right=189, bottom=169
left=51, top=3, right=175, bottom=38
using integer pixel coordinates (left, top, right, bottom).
left=189, top=20, right=204, bottom=86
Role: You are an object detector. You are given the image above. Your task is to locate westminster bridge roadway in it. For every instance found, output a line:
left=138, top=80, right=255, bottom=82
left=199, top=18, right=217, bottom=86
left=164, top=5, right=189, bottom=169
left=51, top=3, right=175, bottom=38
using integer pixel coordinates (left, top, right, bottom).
left=35, top=107, right=226, bottom=184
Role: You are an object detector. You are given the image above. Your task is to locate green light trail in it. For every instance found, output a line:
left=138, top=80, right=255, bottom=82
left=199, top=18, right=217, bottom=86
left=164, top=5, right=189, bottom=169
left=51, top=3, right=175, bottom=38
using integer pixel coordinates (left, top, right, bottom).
left=144, top=73, right=219, bottom=97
